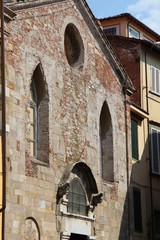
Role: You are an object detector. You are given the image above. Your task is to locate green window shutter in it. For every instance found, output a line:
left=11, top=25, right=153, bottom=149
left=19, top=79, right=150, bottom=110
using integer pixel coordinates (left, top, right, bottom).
left=131, top=119, right=139, bottom=160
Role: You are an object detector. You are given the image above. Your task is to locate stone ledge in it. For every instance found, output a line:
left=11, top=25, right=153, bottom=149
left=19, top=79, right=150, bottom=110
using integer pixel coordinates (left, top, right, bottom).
left=30, top=157, right=49, bottom=167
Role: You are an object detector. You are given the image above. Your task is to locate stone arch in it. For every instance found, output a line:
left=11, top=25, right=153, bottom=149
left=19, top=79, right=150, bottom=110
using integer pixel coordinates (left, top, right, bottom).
left=28, top=62, right=49, bottom=164
left=21, top=217, right=40, bottom=240
left=32, top=63, right=49, bottom=163
left=56, top=161, right=102, bottom=205
left=99, top=101, right=113, bottom=181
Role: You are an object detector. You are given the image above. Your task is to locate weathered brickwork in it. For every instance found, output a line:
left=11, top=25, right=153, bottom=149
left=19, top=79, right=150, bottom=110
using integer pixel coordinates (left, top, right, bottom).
left=107, top=36, right=141, bottom=107
left=4, top=0, right=131, bottom=239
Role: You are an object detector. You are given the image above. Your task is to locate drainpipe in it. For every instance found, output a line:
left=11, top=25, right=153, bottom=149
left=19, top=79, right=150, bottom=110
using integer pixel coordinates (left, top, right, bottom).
left=0, top=0, right=6, bottom=240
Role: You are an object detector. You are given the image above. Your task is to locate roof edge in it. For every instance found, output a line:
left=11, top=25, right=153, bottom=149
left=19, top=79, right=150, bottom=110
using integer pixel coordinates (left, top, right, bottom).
left=76, top=1, right=135, bottom=94
left=99, top=13, right=160, bottom=41
left=4, top=0, right=67, bottom=11
left=4, top=6, right=16, bottom=21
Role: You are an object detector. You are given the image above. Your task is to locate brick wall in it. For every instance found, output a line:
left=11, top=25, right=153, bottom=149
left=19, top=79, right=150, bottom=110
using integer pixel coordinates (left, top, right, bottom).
left=107, top=35, right=141, bottom=107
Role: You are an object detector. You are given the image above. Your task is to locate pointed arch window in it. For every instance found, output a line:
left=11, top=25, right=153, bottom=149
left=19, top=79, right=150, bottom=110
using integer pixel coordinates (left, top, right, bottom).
left=100, top=101, right=113, bottom=181
left=28, top=64, right=49, bottom=164
left=67, top=179, right=87, bottom=216
left=29, top=79, right=38, bottom=157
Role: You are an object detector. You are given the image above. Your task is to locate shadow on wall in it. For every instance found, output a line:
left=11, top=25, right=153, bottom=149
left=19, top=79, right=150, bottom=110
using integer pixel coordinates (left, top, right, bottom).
left=118, top=133, right=159, bottom=240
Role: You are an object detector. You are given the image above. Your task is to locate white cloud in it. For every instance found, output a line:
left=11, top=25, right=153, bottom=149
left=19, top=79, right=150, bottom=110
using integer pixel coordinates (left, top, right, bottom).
left=127, top=0, right=160, bottom=34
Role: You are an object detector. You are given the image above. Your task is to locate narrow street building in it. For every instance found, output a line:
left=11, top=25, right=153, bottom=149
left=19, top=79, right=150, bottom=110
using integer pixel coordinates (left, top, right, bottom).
left=100, top=13, right=160, bottom=240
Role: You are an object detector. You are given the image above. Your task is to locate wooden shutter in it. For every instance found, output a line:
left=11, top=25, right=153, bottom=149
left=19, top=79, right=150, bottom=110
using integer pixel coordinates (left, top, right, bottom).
left=131, top=119, right=139, bottom=160
left=151, top=66, right=156, bottom=92
left=156, top=68, right=159, bottom=94
left=151, top=66, right=160, bottom=95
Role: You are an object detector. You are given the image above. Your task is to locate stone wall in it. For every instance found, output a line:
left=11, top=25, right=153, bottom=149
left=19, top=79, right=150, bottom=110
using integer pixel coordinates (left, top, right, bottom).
left=4, top=1, right=129, bottom=239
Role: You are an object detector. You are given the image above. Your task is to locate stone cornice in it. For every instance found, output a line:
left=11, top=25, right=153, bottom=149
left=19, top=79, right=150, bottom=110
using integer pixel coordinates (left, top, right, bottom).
left=5, top=0, right=67, bottom=11
left=4, top=6, right=16, bottom=21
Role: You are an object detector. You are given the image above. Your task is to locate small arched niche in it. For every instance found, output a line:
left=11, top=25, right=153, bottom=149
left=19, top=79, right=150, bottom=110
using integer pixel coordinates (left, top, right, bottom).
left=64, top=23, right=84, bottom=68
left=99, top=101, right=114, bottom=182
left=21, top=217, right=40, bottom=240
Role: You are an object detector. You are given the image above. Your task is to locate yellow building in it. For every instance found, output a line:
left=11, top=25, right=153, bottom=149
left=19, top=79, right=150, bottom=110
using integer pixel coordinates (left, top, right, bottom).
left=100, top=13, right=160, bottom=240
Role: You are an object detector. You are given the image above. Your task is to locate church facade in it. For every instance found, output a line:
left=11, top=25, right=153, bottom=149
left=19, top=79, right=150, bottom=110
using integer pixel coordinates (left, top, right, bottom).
left=1, top=0, right=133, bottom=239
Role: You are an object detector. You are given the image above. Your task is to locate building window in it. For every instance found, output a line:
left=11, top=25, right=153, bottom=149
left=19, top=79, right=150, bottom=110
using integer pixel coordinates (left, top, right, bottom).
left=103, top=25, right=119, bottom=36
left=154, top=210, right=160, bottom=234
left=150, top=127, right=160, bottom=174
left=131, top=119, right=139, bottom=160
left=128, top=26, right=140, bottom=39
left=143, top=35, right=153, bottom=43
left=100, top=101, right=113, bottom=181
left=29, top=80, right=37, bottom=157
left=67, top=179, right=87, bottom=216
left=150, top=66, right=160, bottom=96
left=133, top=187, right=142, bottom=232
left=64, top=23, right=84, bottom=68
left=28, top=64, right=49, bottom=164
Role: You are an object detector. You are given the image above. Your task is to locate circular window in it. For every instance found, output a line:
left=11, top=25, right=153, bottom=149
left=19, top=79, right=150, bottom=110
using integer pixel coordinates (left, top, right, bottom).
left=64, top=23, right=84, bottom=68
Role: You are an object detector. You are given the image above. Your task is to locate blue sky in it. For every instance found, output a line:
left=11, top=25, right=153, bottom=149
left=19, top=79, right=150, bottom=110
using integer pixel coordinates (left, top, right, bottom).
left=86, top=0, right=160, bottom=34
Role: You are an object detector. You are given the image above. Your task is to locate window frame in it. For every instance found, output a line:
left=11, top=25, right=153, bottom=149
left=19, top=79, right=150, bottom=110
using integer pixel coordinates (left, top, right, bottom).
left=150, top=127, right=160, bottom=175
left=131, top=118, right=139, bottom=160
left=103, top=24, right=120, bottom=36
left=128, top=26, right=140, bottom=39
left=67, top=178, right=88, bottom=216
left=150, top=66, right=160, bottom=96
left=29, top=102, right=37, bottom=158
left=143, top=35, right=154, bottom=43
left=29, top=79, right=38, bottom=158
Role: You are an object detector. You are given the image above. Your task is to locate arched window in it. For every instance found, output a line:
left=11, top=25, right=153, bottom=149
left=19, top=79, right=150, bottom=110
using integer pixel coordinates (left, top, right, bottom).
left=29, top=64, right=49, bottom=164
left=29, top=79, right=38, bottom=157
left=67, top=179, right=87, bottom=216
left=100, top=101, right=113, bottom=181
